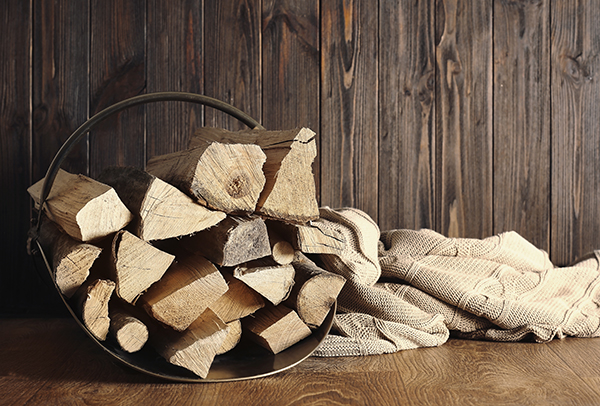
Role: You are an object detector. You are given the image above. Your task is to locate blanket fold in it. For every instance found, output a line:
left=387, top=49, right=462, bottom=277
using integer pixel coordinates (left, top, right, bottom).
left=313, top=207, right=600, bottom=357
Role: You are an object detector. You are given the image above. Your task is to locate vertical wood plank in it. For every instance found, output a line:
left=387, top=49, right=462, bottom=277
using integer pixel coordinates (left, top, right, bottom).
left=0, top=0, right=34, bottom=314
left=435, top=0, right=493, bottom=238
left=262, top=0, right=320, bottom=200
left=320, top=0, right=378, bottom=221
left=551, top=0, right=600, bottom=265
left=89, top=0, right=146, bottom=177
left=493, top=1, right=550, bottom=252
left=378, top=0, right=436, bottom=231
left=204, top=0, right=261, bottom=131
left=146, top=0, right=203, bottom=158
left=32, top=0, right=89, bottom=179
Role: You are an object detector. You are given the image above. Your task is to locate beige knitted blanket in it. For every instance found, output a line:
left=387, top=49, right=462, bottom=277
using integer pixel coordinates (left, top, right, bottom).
left=313, top=207, right=600, bottom=357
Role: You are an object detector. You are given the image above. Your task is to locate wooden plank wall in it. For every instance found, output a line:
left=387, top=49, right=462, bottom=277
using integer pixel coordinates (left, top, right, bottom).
left=1, top=0, right=599, bottom=315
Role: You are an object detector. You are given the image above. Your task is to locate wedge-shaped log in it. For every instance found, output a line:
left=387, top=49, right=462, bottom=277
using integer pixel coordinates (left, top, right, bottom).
left=97, top=166, right=225, bottom=241
left=209, top=271, right=265, bottom=323
left=216, top=319, right=242, bottom=355
left=191, top=127, right=319, bottom=223
left=233, top=259, right=295, bottom=306
left=146, top=142, right=266, bottom=214
left=153, top=309, right=229, bottom=379
left=74, top=278, right=115, bottom=341
left=111, top=230, right=175, bottom=304
left=140, top=251, right=228, bottom=331
left=109, top=303, right=149, bottom=353
left=284, top=253, right=346, bottom=328
left=181, top=216, right=271, bottom=267
left=37, top=218, right=102, bottom=298
left=242, top=304, right=311, bottom=354
left=267, top=219, right=346, bottom=255
left=28, top=169, right=133, bottom=242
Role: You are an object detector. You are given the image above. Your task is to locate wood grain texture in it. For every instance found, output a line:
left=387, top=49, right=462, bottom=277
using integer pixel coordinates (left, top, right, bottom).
left=3, top=319, right=600, bottom=405
left=435, top=0, right=493, bottom=238
left=378, top=0, right=436, bottom=232
left=146, top=0, right=203, bottom=158
left=89, top=0, right=146, bottom=177
left=204, top=0, right=261, bottom=131
left=551, top=0, right=600, bottom=265
left=32, top=0, right=89, bottom=179
left=320, top=0, right=378, bottom=221
left=493, top=0, right=550, bottom=252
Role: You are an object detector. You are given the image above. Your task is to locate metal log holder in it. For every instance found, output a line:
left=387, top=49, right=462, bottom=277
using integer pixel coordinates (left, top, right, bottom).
left=27, top=92, right=334, bottom=382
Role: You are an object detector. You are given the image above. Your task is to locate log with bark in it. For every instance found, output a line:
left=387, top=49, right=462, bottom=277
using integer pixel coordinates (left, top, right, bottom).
left=266, top=218, right=346, bottom=255
left=109, top=303, right=149, bottom=353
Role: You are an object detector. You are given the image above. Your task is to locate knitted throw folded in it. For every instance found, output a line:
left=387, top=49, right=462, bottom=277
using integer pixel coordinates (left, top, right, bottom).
left=313, top=207, right=600, bottom=357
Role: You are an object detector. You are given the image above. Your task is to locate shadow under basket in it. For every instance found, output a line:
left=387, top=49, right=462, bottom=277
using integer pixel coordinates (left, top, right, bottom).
left=27, top=92, right=335, bottom=382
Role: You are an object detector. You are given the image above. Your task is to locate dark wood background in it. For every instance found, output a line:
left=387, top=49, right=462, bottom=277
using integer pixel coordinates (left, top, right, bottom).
left=2, top=0, right=599, bottom=315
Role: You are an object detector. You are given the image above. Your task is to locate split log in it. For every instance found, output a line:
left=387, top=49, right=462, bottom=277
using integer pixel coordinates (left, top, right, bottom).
left=37, top=218, right=102, bottom=298
left=266, top=219, right=346, bottom=255
left=97, top=166, right=225, bottom=241
left=233, top=259, right=295, bottom=306
left=216, top=319, right=242, bottom=355
left=153, top=308, right=229, bottom=379
left=27, top=169, right=133, bottom=242
left=146, top=142, right=266, bottom=214
left=111, top=230, right=175, bottom=304
left=209, top=271, right=265, bottom=323
left=140, top=251, right=229, bottom=331
left=109, top=304, right=149, bottom=353
left=181, top=215, right=271, bottom=267
left=284, top=253, right=346, bottom=328
left=191, top=127, right=319, bottom=223
left=74, top=279, right=115, bottom=341
left=242, top=304, right=311, bottom=354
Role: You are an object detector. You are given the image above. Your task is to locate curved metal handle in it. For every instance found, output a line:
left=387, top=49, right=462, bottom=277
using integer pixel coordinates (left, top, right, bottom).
left=33, top=92, right=264, bottom=233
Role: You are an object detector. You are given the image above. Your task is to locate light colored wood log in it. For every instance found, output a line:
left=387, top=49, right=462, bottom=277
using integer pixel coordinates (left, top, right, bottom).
left=140, top=251, right=229, bottom=331
left=75, top=279, right=115, bottom=341
left=209, top=271, right=265, bottom=323
left=181, top=215, right=271, bottom=267
left=27, top=169, right=133, bottom=242
left=97, top=166, right=225, bottom=241
left=111, top=230, right=175, bottom=304
left=233, top=259, right=295, bottom=306
left=242, top=304, right=311, bottom=354
left=216, top=319, right=242, bottom=355
left=109, top=305, right=148, bottom=353
left=191, top=127, right=319, bottom=223
left=267, top=226, right=295, bottom=265
left=284, top=252, right=346, bottom=328
left=146, top=142, right=266, bottom=214
left=267, top=218, right=346, bottom=255
left=37, top=218, right=101, bottom=298
left=153, top=308, right=229, bottom=379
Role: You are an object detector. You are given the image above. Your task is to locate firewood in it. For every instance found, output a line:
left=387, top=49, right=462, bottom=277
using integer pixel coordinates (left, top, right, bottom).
left=267, top=226, right=295, bottom=265
left=27, top=169, right=133, bottom=242
left=97, top=166, right=225, bottom=241
left=191, top=127, right=319, bottom=223
left=74, top=279, right=115, bottom=341
left=284, top=252, right=346, bottom=328
left=146, top=142, right=266, bottom=214
left=111, top=230, right=175, bottom=304
left=152, top=308, right=229, bottom=379
left=209, top=271, right=265, bottom=323
left=181, top=215, right=271, bottom=267
left=233, top=259, right=295, bottom=306
left=242, top=304, right=311, bottom=354
left=140, top=251, right=229, bottom=331
left=109, top=304, right=149, bottom=353
left=266, top=218, right=346, bottom=255
left=216, top=319, right=242, bottom=355
left=37, top=218, right=102, bottom=298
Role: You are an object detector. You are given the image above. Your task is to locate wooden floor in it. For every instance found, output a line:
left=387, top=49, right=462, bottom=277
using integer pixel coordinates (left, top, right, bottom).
left=2, top=318, right=600, bottom=405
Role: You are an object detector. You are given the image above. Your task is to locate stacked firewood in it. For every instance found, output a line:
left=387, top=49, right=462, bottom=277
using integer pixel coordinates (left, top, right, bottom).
left=28, top=127, right=346, bottom=378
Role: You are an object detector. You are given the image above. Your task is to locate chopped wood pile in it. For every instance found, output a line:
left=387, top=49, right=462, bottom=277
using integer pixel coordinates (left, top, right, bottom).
left=28, top=127, right=345, bottom=379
